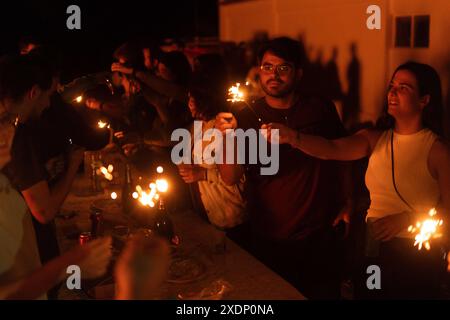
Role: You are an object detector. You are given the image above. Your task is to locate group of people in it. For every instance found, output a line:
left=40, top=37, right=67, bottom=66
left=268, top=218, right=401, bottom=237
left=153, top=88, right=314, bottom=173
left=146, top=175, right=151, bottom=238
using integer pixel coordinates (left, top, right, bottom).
left=0, top=35, right=449, bottom=300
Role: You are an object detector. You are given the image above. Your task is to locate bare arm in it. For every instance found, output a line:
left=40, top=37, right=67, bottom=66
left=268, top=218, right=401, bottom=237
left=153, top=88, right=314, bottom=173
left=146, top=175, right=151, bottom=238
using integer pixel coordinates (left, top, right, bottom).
left=85, top=97, right=126, bottom=120
left=111, top=63, right=187, bottom=103
left=21, top=147, right=84, bottom=224
left=0, top=237, right=111, bottom=300
left=215, top=113, right=245, bottom=185
left=0, top=246, right=84, bottom=299
left=141, top=85, right=171, bottom=125
left=217, top=134, right=245, bottom=186
left=290, top=128, right=378, bottom=161
left=429, top=139, right=450, bottom=219
left=135, top=71, right=188, bottom=103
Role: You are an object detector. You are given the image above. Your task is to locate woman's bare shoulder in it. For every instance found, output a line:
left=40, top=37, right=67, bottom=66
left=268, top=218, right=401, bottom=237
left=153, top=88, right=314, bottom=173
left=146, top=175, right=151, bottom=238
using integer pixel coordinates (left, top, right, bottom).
left=430, top=138, right=450, bottom=161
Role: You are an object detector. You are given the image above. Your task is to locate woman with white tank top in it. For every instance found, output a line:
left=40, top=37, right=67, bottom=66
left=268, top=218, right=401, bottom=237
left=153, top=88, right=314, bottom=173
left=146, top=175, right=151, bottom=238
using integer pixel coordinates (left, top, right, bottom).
left=264, top=62, right=450, bottom=299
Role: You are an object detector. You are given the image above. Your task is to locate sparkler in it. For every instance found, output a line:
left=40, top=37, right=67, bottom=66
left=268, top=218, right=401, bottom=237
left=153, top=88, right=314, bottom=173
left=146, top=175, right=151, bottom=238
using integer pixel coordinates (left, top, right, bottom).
left=98, top=120, right=110, bottom=129
left=227, top=82, right=245, bottom=103
left=111, top=166, right=169, bottom=209
left=74, top=95, right=83, bottom=103
left=407, top=208, right=444, bottom=250
left=227, top=82, right=262, bottom=123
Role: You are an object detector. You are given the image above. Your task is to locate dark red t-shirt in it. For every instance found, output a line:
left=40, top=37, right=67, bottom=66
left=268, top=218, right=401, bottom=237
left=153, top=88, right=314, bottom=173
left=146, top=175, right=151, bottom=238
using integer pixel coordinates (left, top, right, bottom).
left=235, top=96, right=347, bottom=241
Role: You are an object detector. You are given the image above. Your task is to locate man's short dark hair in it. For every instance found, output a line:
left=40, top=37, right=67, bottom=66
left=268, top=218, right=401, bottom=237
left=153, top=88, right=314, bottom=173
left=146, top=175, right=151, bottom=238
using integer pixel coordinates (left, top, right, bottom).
left=0, top=53, right=56, bottom=102
left=257, top=37, right=304, bottom=69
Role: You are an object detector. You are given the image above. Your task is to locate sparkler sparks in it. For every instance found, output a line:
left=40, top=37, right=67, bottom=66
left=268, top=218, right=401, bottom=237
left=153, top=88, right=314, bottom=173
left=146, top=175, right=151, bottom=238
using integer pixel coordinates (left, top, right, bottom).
left=110, top=166, right=169, bottom=211
left=226, top=82, right=262, bottom=123
left=227, top=83, right=245, bottom=103
left=98, top=120, right=110, bottom=129
left=408, top=208, right=444, bottom=250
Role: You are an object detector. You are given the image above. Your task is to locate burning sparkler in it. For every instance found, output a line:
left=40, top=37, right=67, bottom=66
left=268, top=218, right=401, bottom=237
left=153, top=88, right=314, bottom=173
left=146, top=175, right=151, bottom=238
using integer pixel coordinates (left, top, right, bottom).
left=408, top=208, right=444, bottom=250
left=227, top=82, right=262, bottom=123
left=227, top=82, right=245, bottom=103
left=98, top=120, right=110, bottom=129
left=110, top=166, right=169, bottom=210
left=74, top=95, right=83, bottom=103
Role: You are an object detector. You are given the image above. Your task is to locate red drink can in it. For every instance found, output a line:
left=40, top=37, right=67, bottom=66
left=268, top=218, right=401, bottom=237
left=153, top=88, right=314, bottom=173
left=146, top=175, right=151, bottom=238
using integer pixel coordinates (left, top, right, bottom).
left=79, top=232, right=92, bottom=245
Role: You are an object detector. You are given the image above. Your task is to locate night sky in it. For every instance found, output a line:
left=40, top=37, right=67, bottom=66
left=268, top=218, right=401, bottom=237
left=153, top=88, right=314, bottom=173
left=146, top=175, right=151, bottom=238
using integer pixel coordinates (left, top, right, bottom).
left=0, top=0, right=219, bottom=80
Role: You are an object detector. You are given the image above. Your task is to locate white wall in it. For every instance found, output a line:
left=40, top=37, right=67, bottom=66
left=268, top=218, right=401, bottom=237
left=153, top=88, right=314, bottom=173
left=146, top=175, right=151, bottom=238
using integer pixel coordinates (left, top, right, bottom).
left=220, top=0, right=276, bottom=42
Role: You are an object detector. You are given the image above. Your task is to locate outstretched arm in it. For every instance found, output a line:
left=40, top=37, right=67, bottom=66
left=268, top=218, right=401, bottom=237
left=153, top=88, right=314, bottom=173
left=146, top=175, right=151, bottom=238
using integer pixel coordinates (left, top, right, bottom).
left=263, top=123, right=378, bottom=161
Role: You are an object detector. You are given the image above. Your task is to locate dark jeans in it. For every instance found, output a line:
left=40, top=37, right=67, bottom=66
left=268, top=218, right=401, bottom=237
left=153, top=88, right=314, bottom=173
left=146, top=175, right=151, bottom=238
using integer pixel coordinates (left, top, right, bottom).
left=250, top=226, right=343, bottom=300
left=354, top=234, right=446, bottom=300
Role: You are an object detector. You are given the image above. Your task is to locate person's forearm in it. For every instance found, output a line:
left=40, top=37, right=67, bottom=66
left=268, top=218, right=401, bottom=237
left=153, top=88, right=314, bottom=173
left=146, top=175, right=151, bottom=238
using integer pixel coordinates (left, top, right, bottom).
left=141, top=86, right=170, bottom=125
left=101, top=102, right=126, bottom=120
left=290, top=132, right=339, bottom=160
left=217, top=134, right=244, bottom=185
left=135, top=71, right=188, bottom=103
left=47, top=165, right=79, bottom=220
left=2, top=248, right=85, bottom=299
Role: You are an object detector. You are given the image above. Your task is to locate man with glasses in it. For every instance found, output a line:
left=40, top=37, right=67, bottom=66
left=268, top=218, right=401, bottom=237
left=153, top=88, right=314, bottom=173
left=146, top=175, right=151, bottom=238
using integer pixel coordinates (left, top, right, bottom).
left=215, top=37, right=349, bottom=299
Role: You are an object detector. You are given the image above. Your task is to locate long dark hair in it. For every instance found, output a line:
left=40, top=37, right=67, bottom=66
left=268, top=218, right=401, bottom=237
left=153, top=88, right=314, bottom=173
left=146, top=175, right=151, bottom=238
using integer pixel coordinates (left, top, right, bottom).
left=376, top=61, right=444, bottom=136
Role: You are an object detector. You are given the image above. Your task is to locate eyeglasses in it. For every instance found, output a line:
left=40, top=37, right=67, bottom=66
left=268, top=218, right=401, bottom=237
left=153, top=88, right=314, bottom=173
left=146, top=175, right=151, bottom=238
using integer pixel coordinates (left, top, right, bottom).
left=260, top=63, right=293, bottom=75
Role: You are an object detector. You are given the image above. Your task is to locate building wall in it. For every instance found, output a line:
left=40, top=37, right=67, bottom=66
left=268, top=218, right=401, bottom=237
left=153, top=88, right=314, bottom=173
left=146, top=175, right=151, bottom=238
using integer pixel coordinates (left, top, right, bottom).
left=220, top=0, right=449, bottom=130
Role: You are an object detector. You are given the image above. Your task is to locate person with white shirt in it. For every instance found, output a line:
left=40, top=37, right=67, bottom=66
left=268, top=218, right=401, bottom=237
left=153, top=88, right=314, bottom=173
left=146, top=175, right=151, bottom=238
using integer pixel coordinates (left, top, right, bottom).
left=266, top=62, right=450, bottom=299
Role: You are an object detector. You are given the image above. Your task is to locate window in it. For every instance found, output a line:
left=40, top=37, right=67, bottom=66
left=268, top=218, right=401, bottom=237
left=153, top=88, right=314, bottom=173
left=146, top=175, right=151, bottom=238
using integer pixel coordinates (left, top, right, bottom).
left=395, top=16, right=412, bottom=47
left=414, top=15, right=430, bottom=48
left=394, top=15, right=430, bottom=48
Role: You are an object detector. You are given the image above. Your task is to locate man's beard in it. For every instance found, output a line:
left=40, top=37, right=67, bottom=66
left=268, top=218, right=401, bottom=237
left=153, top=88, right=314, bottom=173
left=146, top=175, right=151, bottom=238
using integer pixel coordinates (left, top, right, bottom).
left=260, top=78, right=297, bottom=98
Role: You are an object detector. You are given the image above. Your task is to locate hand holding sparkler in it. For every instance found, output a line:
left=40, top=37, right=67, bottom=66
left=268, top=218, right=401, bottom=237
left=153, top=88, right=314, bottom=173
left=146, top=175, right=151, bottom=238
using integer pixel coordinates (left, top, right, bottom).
left=408, top=208, right=444, bottom=250
left=261, top=123, right=298, bottom=145
left=215, top=112, right=238, bottom=134
left=227, top=82, right=262, bottom=123
left=372, top=211, right=412, bottom=242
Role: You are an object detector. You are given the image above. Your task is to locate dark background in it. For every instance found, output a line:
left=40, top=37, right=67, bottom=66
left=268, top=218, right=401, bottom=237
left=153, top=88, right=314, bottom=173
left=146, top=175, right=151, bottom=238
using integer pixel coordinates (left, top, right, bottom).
left=0, top=0, right=219, bottom=80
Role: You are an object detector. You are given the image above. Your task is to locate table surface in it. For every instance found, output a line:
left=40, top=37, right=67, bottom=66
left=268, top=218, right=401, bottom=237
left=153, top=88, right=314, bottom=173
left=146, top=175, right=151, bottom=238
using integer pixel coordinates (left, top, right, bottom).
left=56, top=162, right=305, bottom=300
